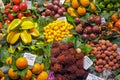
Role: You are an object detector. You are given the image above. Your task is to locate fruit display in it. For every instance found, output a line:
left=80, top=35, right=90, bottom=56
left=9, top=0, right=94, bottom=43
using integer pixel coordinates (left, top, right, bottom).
left=0, top=0, right=120, bottom=80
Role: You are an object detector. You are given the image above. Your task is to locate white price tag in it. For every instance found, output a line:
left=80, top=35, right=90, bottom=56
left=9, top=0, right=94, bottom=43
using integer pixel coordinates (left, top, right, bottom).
left=60, top=0, right=65, bottom=4
left=117, top=48, right=120, bottom=54
left=84, top=56, right=93, bottom=70
left=86, top=73, right=104, bottom=80
left=101, top=17, right=106, bottom=24
left=0, top=0, right=5, bottom=8
left=24, top=52, right=36, bottom=66
left=26, top=1, right=32, bottom=9
left=57, top=16, right=66, bottom=21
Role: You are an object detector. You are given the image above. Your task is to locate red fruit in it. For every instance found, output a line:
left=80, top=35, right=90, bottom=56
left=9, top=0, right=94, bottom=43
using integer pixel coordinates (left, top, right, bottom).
left=20, top=2, right=27, bottom=11
left=12, top=5, right=20, bottom=12
left=13, top=0, right=20, bottom=5
left=6, top=20, right=11, bottom=24
left=17, top=12, right=24, bottom=19
left=5, top=3, right=10, bottom=9
left=32, top=15, right=37, bottom=19
left=8, top=13, right=14, bottom=20
left=25, top=11, right=31, bottom=17
left=4, top=8, right=10, bottom=14
left=3, top=17, right=7, bottom=21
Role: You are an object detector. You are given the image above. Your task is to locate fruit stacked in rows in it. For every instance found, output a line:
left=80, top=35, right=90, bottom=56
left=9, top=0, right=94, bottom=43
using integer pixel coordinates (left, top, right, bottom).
left=87, top=40, right=120, bottom=72
left=44, top=20, right=73, bottom=42
left=50, top=42, right=89, bottom=80
left=75, top=14, right=113, bottom=40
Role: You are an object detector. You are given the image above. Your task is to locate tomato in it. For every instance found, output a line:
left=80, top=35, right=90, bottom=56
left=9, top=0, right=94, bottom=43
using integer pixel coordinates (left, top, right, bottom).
left=8, top=13, right=14, bottom=20
left=13, top=0, right=20, bottom=5
left=4, top=8, right=10, bottom=14
left=115, top=20, right=120, bottom=28
left=12, top=5, right=20, bottom=12
left=5, top=3, right=10, bottom=9
left=20, top=2, right=27, bottom=11
left=17, top=12, right=24, bottom=19
left=6, top=20, right=11, bottom=24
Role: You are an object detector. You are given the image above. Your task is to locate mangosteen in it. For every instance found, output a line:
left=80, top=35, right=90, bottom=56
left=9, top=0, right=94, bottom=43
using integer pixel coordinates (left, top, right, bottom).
left=95, top=16, right=101, bottom=24
left=89, top=33, right=96, bottom=40
left=88, top=14, right=95, bottom=22
left=74, top=17, right=80, bottom=24
left=75, top=24, right=83, bottom=34
left=84, top=26, right=92, bottom=34
left=82, top=34, right=88, bottom=40
left=92, top=25, right=101, bottom=33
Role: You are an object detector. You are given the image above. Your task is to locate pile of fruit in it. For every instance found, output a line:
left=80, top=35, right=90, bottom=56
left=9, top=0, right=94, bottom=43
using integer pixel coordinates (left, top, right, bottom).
left=0, top=0, right=120, bottom=80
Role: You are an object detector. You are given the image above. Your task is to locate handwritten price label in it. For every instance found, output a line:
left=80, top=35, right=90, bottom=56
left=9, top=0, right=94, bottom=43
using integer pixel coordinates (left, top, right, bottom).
left=84, top=56, right=93, bottom=70
left=86, top=73, right=104, bottom=80
left=24, top=52, right=36, bottom=66
left=60, top=0, right=65, bottom=4
left=26, top=1, right=32, bottom=9
left=57, top=16, right=67, bottom=21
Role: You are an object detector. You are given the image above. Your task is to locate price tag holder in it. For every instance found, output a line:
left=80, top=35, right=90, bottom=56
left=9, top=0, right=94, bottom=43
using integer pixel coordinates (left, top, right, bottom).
left=0, top=0, right=5, bottom=8
left=57, top=16, right=67, bottom=21
left=60, top=0, right=65, bottom=4
left=26, top=1, right=32, bottom=9
left=101, top=17, right=106, bottom=24
left=84, top=56, right=93, bottom=70
left=24, top=52, right=36, bottom=66
left=86, top=73, right=104, bottom=80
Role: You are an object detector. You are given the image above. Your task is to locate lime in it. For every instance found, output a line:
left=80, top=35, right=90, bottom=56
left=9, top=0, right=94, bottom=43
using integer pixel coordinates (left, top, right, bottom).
left=104, top=0, right=110, bottom=4
left=99, top=2, right=105, bottom=8
left=107, top=3, right=113, bottom=9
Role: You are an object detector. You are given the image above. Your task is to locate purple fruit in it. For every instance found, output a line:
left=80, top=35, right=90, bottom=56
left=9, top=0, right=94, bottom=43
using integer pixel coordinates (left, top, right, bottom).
left=92, top=25, right=101, bottom=33
left=58, top=8, right=63, bottom=15
left=53, top=0, right=59, bottom=5
left=88, top=14, right=95, bottom=22
left=54, top=14, right=60, bottom=19
left=95, top=16, right=101, bottom=24
left=74, top=17, right=80, bottom=24
left=89, top=33, right=96, bottom=40
left=53, top=5, right=58, bottom=12
left=75, top=24, right=83, bottom=34
left=47, top=3, right=53, bottom=9
left=51, top=11, right=55, bottom=15
left=45, top=9, right=51, bottom=15
left=63, top=12, right=66, bottom=16
left=84, top=26, right=92, bottom=34
left=82, top=34, right=88, bottom=40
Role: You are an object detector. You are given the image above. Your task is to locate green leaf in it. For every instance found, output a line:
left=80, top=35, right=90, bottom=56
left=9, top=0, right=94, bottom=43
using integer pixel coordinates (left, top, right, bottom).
left=18, top=68, right=28, bottom=76
left=66, top=14, right=76, bottom=27
left=36, top=56, right=43, bottom=63
left=69, top=30, right=78, bottom=35
left=89, top=55, right=96, bottom=62
left=80, top=44, right=92, bottom=54
left=116, top=74, right=120, bottom=80
left=43, top=58, right=50, bottom=70
left=113, top=68, right=120, bottom=75
left=80, top=13, right=90, bottom=22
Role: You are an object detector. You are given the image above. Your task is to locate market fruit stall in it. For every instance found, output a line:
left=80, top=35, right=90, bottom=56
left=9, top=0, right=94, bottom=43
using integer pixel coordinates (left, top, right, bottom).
left=0, top=0, right=120, bottom=80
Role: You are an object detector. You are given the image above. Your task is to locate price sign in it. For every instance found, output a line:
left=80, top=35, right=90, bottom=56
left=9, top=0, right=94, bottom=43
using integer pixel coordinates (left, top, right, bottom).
left=24, top=52, right=36, bottom=66
left=26, top=1, right=32, bottom=9
left=84, top=56, right=93, bottom=70
left=57, top=16, right=67, bottom=21
left=101, top=17, right=106, bottom=24
left=0, top=0, right=4, bottom=8
left=60, top=0, right=65, bottom=4
left=86, top=73, right=104, bottom=80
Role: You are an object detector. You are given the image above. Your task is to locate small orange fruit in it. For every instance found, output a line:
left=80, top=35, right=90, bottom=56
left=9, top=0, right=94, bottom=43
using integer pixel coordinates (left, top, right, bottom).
left=32, top=63, right=42, bottom=74
left=40, top=63, right=44, bottom=71
left=77, top=6, right=86, bottom=16
left=16, top=57, right=28, bottom=69
left=0, top=76, right=5, bottom=80
left=0, top=70, right=4, bottom=78
left=37, top=71, right=48, bottom=80
left=90, top=2, right=96, bottom=12
left=72, top=0, right=79, bottom=8
left=6, top=57, right=12, bottom=65
left=21, top=70, right=32, bottom=80
left=115, top=20, right=120, bottom=28
left=8, top=68, right=19, bottom=79
left=108, top=22, right=114, bottom=29
left=80, top=0, right=90, bottom=7
left=111, top=13, right=119, bottom=22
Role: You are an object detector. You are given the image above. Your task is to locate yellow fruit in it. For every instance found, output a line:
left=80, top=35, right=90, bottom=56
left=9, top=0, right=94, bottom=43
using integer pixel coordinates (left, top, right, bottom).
left=72, top=0, right=79, bottom=8
left=6, top=30, right=20, bottom=44
left=90, top=2, right=96, bottom=12
left=0, top=76, right=5, bottom=80
left=77, top=6, right=86, bottom=16
left=21, top=70, right=32, bottom=80
left=37, top=71, right=48, bottom=80
left=20, top=30, right=32, bottom=45
left=16, top=57, right=28, bottom=69
left=21, top=21, right=34, bottom=29
left=32, top=63, right=42, bottom=74
left=80, top=0, right=90, bottom=7
left=8, top=68, right=19, bottom=79
left=8, top=45, right=16, bottom=54
left=6, top=57, right=12, bottom=65
left=29, top=28, right=40, bottom=37
left=7, top=19, right=21, bottom=33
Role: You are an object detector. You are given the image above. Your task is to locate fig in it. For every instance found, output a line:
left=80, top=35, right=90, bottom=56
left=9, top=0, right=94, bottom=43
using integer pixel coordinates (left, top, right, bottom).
left=95, top=16, right=101, bottom=24
left=84, top=26, right=92, bottom=34
left=74, top=17, right=80, bottom=24
left=88, top=14, right=95, bottom=22
left=47, top=3, right=53, bottom=9
left=75, top=24, right=83, bottom=34
left=53, top=5, right=58, bottom=12
left=54, top=14, right=60, bottom=19
left=58, top=8, right=63, bottom=15
left=92, top=25, right=101, bottom=33
left=82, top=34, right=88, bottom=40
left=45, top=9, right=51, bottom=15
left=89, top=33, right=96, bottom=40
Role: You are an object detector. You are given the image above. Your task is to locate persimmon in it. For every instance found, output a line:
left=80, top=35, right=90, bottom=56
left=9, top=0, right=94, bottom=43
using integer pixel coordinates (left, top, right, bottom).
left=77, top=6, right=86, bottom=16
left=111, top=13, right=119, bottom=22
left=72, top=0, right=79, bottom=8
left=115, top=20, right=120, bottom=28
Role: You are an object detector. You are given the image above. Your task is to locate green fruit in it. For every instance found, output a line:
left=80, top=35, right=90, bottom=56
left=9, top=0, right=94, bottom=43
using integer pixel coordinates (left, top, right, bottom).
left=102, top=10, right=107, bottom=14
left=110, top=11, right=115, bottom=15
left=107, top=3, right=113, bottom=9
left=104, top=0, right=110, bottom=3
left=99, top=2, right=105, bottom=8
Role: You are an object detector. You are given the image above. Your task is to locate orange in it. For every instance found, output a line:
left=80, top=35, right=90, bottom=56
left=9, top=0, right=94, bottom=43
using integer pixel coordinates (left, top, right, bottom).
left=80, top=0, right=90, bottom=7
left=108, top=22, right=114, bottom=29
left=32, top=63, right=42, bottom=74
left=6, top=57, right=12, bottom=65
left=72, top=0, right=79, bottom=8
left=0, top=22, right=2, bottom=29
left=1, top=76, right=5, bottom=80
left=16, top=57, right=28, bottom=70
left=90, top=2, right=96, bottom=12
left=67, top=7, right=78, bottom=17
left=21, top=70, right=32, bottom=80
left=111, top=13, right=119, bottom=22
left=0, top=70, right=4, bottom=78
left=37, top=71, right=48, bottom=80
left=77, top=6, right=86, bottom=16
left=8, top=68, right=19, bottom=79
left=115, top=20, right=120, bottom=28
